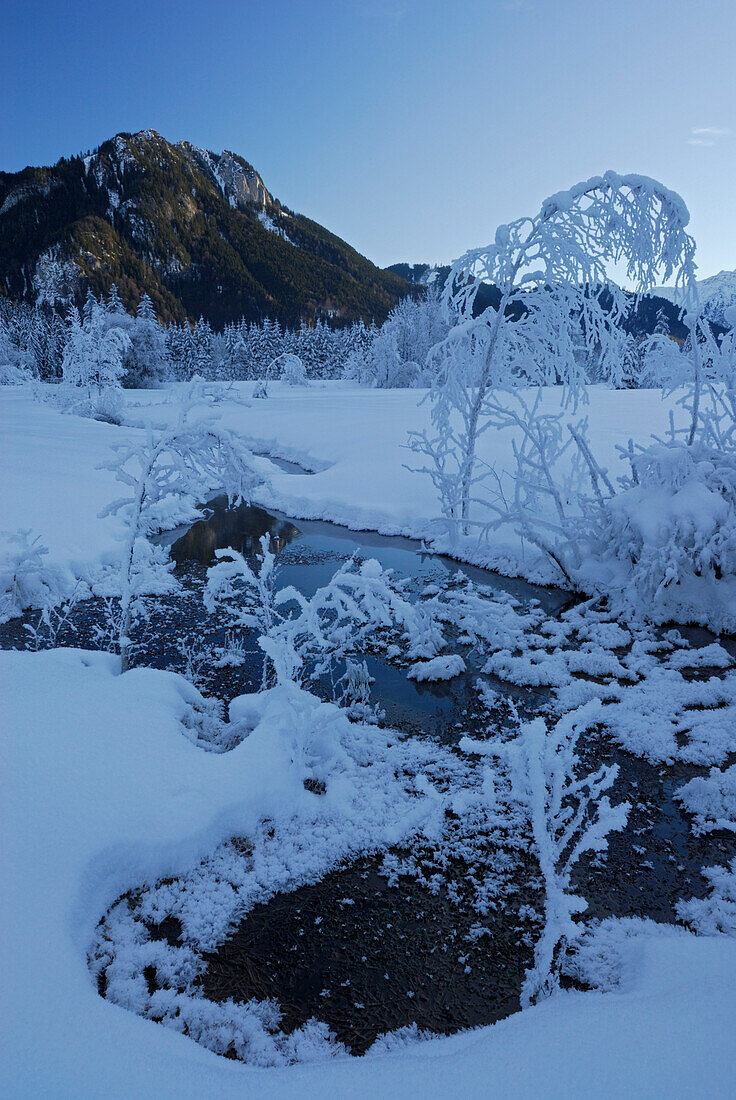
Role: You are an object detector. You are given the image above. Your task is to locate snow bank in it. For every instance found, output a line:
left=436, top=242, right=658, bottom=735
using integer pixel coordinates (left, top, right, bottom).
left=0, top=388, right=207, bottom=599
left=0, top=381, right=682, bottom=589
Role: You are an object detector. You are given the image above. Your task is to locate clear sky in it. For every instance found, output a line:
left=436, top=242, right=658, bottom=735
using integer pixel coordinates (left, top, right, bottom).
left=1, top=0, right=734, bottom=278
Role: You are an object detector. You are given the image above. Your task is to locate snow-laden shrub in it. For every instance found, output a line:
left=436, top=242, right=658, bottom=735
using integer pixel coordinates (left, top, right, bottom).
left=100, top=387, right=265, bottom=670
left=0, top=531, right=69, bottom=624
left=206, top=547, right=446, bottom=690
left=0, top=357, right=33, bottom=385
left=32, top=377, right=122, bottom=423
left=590, top=441, right=736, bottom=627
left=677, top=858, right=736, bottom=935
left=277, top=353, right=308, bottom=386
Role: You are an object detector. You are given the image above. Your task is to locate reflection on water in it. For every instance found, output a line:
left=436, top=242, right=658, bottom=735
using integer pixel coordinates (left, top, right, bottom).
left=170, top=498, right=300, bottom=566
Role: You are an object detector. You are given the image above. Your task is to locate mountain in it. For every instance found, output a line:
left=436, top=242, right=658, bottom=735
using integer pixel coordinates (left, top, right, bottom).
left=0, top=130, right=410, bottom=327
left=651, top=270, right=736, bottom=329
left=389, top=262, right=691, bottom=338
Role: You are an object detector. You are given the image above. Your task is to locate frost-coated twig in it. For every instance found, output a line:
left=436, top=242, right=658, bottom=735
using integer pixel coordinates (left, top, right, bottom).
left=568, top=422, right=616, bottom=502
left=99, top=386, right=264, bottom=671
left=463, top=699, right=630, bottom=1005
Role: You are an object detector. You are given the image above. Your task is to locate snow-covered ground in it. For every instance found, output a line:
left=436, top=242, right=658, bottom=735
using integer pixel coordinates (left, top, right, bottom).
left=3, top=381, right=736, bottom=1097
left=1, top=381, right=684, bottom=594
left=3, top=645, right=736, bottom=1098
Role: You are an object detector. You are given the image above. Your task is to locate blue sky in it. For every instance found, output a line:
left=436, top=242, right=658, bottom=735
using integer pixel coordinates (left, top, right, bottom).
left=1, top=0, right=734, bottom=277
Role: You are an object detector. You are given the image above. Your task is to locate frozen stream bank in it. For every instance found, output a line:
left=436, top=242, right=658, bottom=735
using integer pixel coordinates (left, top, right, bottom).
left=3, top=497, right=736, bottom=1061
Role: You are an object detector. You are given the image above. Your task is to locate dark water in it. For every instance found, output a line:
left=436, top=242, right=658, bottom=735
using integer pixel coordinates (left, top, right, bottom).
left=165, top=494, right=570, bottom=612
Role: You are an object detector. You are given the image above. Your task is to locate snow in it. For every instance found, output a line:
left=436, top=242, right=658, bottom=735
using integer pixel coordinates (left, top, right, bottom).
left=258, top=209, right=295, bottom=244
left=4, top=382, right=736, bottom=1092
left=0, top=647, right=437, bottom=1092
left=3, top=645, right=736, bottom=1096
left=6, top=379, right=724, bottom=624
left=677, top=765, right=736, bottom=835
left=0, top=389, right=143, bottom=594
left=652, top=268, right=736, bottom=328
left=408, top=653, right=466, bottom=681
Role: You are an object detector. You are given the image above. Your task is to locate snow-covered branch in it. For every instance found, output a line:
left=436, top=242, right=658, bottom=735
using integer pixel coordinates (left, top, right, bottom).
left=462, top=700, right=629, bottom=1005
left=100, top=388, right=264, bottom=670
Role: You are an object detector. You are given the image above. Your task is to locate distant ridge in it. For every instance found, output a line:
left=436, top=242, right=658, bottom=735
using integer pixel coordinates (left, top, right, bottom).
left=651, top=269, right=736, bottom=328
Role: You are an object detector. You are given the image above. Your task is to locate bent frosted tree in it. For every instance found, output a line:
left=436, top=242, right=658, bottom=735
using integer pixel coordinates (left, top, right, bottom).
left=410, top=173, right=697, bottom=539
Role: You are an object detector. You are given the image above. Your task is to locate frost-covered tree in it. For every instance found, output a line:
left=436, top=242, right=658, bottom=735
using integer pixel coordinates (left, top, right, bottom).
left=162, top=315, right=372, bottom=383
left=106, top=283, right=126, bottom=315
left=123, top=293, right=169, bottom=386
left=346, top=290, right=450, bottom=388
left=0, top=298, right=69, bottom=381
left=32, top=246, right=79, bottom=311
left=409, top=173, right=697, bottom=540
left=61, top=300, right=130, bottom=418
left=642, top=299, right=736, bottom=451
left=99, top=388, right=265, bottom=671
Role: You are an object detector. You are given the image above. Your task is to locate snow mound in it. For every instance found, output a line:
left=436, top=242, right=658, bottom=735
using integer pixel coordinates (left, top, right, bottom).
left=408, top=654, right=466, bottom=681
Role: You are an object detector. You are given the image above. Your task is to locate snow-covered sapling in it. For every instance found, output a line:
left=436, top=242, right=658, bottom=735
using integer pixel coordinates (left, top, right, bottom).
left=205, top=534, right=281, bottom=687
left=206, top=549, right=446, bottom=693
left=335, top=657, right=383, bottom=723
left=252, top=351, right=291, bottom=398
left=462, top=699, right=630, bottom=1005
left=278, top=352, right=308, bottom=386
left=100, top=390, right=264, bottom=671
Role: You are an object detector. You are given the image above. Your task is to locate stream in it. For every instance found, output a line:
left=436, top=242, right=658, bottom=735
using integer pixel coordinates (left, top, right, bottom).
left=3, top=488, right=735, bottom=1059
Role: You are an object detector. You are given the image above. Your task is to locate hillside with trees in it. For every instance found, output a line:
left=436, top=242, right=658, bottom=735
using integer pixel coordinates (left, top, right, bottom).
left=0, top=130, right=411, bottom=328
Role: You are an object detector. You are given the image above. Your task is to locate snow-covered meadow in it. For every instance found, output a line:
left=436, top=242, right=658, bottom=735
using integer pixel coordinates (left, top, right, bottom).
left=0, top=379, right=686, bottom=591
